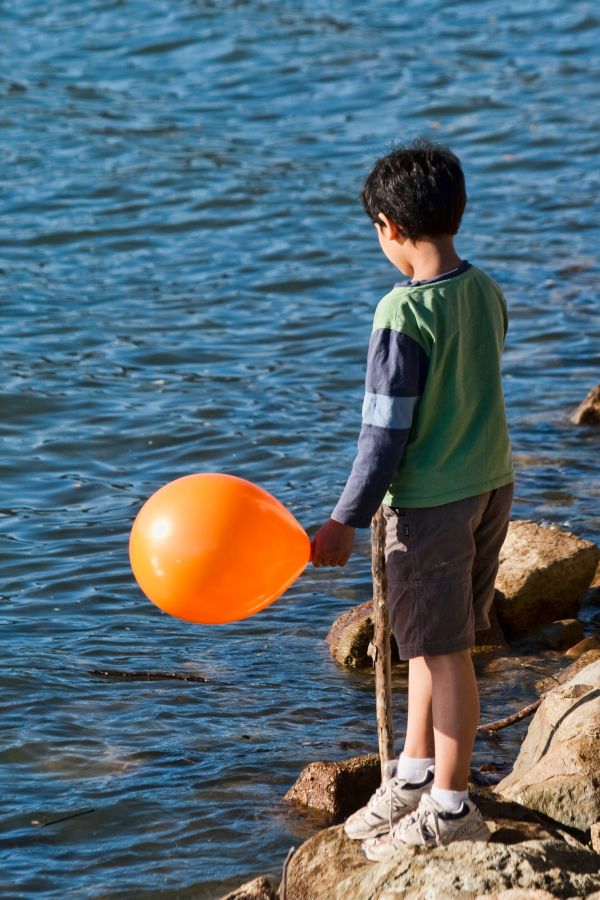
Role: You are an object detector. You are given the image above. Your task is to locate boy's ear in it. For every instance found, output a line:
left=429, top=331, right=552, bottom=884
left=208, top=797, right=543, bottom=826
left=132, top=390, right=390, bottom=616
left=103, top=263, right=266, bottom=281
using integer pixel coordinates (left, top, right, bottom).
left=376, top=212, right=402, bottom=242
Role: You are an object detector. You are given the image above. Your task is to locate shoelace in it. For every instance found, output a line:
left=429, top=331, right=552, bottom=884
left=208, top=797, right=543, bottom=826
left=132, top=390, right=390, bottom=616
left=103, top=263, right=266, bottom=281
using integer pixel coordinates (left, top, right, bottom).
left=385, top=777, right=414, bottom=833
left=417, top=807, right=440, bottom=845
left=365, top=763, right=397, bottom=824
left=367, top=779, right=403, bottom=830
left=368, top=768, right=423, bottom=835
left=401, top=796, right=440, bottom=846
left=388, top=779, right=415, bottom=832
left=367, top=779, right=390, bottom=811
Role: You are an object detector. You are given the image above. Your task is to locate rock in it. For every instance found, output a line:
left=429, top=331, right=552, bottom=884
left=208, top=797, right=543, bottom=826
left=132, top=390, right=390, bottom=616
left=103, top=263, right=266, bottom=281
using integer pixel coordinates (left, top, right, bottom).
left=340, top=840, right=600, bottom=899
left=495, top=520, right=600, bottom=638
left=283, top=820, right=369, bottom=900
left=536, top=618, right=584, bottom=650
left=326, top=599, right=400, bottom=668
left=591, top=822, right=600, bottom=853
left=220, top=875, right=277, bottom=900
left=497, top=659, right=600, bottom=832
left=284, top=753, right=380, bottom=820
left=570, top=384, right=600, bottom=425
left=565, top=635, right=600, bottom=658
left=535, top=648, right=600, bottom=693
left=284, top=789, right=600, bottom=899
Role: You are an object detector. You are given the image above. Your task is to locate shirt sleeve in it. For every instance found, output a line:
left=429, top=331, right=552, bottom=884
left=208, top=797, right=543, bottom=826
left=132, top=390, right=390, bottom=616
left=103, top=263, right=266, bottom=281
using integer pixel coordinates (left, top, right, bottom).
left=331, top=326, right=429, bottom=528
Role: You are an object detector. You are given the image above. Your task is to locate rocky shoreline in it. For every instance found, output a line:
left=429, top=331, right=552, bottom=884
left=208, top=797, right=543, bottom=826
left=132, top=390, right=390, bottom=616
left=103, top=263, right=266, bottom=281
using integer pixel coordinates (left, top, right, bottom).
left=223, top=520, right=600, bottom=899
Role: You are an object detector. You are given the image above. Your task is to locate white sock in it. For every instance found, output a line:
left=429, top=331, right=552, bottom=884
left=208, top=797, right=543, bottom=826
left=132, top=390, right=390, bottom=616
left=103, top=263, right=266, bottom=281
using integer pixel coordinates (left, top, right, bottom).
left=431, top=785, right=469, bottom=813
left=396, top=752, right=435, bottom=783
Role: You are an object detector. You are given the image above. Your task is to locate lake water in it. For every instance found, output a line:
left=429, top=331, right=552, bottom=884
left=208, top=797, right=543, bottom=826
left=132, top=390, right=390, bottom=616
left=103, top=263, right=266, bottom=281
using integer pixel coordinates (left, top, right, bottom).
left=1, top=1, right=599, bottom=896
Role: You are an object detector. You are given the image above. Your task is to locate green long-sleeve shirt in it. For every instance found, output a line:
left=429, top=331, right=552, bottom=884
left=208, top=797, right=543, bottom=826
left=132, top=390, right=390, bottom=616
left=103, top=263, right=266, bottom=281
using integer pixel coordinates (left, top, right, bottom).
left=332, top=263, right=514, bottom=526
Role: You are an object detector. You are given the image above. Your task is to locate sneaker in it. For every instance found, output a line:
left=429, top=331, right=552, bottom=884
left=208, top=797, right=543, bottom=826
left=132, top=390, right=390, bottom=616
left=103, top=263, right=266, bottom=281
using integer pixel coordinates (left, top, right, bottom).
left=362, top=793, right=491, bottom=861
left=343, top=762, right=434, bottom=841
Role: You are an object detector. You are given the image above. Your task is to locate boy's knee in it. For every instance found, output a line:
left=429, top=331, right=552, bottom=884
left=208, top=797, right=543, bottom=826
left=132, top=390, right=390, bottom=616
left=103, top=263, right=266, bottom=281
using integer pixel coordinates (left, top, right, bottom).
left=422, top=649, right=472, bottom=670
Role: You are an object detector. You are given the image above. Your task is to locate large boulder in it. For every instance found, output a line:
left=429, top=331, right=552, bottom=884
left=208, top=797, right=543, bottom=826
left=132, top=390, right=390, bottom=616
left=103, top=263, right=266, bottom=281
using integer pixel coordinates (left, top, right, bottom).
left=330, top=840, right=600, bottom=900
left=497, top=659, right=600, bottom=832
left=494, top=520, right=600, bottom=638
left=284, top=788, right=600, bottom=899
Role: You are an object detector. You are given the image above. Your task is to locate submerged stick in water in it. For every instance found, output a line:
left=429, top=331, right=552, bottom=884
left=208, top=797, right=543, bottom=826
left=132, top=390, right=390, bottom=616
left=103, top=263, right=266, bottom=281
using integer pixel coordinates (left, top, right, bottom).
left=32, top=808, right=95, bottom=827
left=477, top=698, right=542, bottom=733
left=88, top=669, right=210, bottom=683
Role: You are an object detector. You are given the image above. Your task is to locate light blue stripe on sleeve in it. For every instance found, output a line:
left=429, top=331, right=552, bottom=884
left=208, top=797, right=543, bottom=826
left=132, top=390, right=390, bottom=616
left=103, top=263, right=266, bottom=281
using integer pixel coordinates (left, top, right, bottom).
left=362, top=392, right=418, bottom=430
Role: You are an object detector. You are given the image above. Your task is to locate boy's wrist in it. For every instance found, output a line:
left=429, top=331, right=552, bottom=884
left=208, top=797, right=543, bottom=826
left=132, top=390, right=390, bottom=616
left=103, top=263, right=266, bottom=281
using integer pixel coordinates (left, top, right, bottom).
left=329, top=516, right=355, bottom=531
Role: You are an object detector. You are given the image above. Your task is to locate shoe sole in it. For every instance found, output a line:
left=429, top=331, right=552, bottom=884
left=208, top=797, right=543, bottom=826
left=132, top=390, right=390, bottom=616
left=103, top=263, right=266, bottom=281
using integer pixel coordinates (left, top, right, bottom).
left=344, top=792, right=431, bottom=842
left=344, top=800, right=425, bottom=841
left=344, top=820, right=391, bottom=841
left=362, top=840, right=400, bottom=862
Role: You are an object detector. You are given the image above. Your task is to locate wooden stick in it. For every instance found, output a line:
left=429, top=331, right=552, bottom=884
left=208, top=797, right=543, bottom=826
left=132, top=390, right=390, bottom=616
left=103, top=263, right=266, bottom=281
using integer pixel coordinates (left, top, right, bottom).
left=32, top=808, right=95, bottom=827
left=88, top=669, right=210, bottom=684
left=477, top=698, right=542, bottom=734
left=280, top=846, right=296, bottom=900
left=371, top=506, right=394, bottom=777
left=477, top=656, right=587, bottom=734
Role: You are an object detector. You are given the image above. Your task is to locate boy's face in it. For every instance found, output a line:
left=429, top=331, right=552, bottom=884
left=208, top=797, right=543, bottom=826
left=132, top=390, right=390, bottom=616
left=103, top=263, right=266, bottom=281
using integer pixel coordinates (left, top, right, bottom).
left=374, top=215, right=413, bottom=277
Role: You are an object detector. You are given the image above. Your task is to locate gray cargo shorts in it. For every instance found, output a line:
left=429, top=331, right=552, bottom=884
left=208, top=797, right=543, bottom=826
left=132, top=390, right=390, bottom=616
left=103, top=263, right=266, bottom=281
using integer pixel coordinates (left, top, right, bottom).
left=383, top=482, right=514, bottom=660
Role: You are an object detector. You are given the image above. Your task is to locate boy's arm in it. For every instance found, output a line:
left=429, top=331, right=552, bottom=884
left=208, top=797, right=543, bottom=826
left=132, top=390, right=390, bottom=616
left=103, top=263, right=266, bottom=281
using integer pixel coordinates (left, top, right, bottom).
left=331, top=326, right=429, bottom=528
left=311, top=324, right=428, bottom=566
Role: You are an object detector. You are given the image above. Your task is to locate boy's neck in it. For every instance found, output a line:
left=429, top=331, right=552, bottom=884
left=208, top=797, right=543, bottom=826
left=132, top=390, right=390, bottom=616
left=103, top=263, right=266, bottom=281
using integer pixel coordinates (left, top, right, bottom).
left=403, top=236, right=462, bottom=283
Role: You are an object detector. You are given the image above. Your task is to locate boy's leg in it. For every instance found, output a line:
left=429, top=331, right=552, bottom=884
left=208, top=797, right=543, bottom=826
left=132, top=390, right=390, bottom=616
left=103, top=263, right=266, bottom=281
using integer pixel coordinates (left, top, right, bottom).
left=362, top=649, right=489, bottom=859
left=343, top=508, right=436, bottom=842
left=403, top=657, right=435, bottom=759
left=393, top=647, right=490, bottom=851
left=401, top=651, right=477, bottom=796
left=344, top=654, right=435, bottom=841
left=391, top=484, right=513, bottom=790
left=426, top=649, right=479, bottom=791
left=362, top=492, right=511, bottom=858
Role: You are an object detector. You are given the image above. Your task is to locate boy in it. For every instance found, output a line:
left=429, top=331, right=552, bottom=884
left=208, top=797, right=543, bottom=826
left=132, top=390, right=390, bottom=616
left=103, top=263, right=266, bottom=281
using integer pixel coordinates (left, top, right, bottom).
left=311, top=139, right=514, bottom=859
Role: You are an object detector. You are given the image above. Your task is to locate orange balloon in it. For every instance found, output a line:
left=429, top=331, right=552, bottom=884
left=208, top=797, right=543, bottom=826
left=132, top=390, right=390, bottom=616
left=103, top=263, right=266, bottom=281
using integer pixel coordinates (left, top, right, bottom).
left=129, top=473, right=310, bottom=624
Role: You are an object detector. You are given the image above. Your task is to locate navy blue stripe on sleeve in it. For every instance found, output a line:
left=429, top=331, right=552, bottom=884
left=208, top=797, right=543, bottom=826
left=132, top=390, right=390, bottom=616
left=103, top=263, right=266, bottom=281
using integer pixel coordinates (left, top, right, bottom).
left=331, top=329, right=429, bottom=528
left=366, top=328, right=429, bottom=396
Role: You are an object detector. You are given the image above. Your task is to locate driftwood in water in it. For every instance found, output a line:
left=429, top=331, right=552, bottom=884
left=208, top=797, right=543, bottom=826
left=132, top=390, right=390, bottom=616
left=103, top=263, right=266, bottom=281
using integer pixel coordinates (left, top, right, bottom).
left=369, top=506, right=394, bottom=776
left=32, top=808, right=95, bottom=827
left=88, top=669, right=210, bottom=683
left=477, top=652, right=599, bottom=733
left=477, top=698, right=542, bottom=734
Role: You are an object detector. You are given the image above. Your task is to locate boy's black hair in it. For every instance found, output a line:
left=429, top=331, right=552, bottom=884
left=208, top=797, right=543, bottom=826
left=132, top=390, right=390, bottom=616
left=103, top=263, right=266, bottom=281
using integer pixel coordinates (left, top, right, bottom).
left=362, top=138, right=467, bottom=240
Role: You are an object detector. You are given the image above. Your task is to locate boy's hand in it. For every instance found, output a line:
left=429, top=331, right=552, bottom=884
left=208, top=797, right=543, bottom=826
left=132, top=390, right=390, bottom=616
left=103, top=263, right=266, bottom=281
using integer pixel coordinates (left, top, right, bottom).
left=311, top=519, right=355, bottom=568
